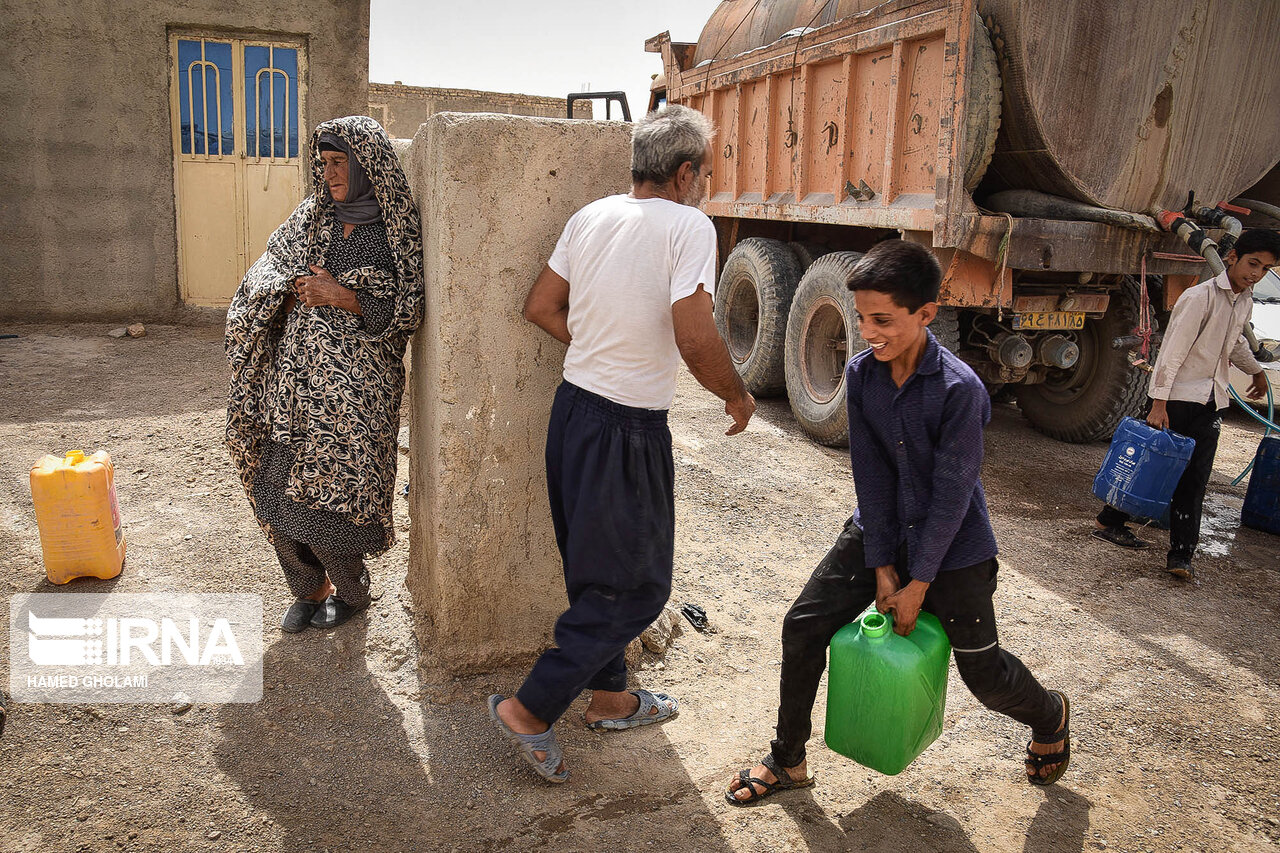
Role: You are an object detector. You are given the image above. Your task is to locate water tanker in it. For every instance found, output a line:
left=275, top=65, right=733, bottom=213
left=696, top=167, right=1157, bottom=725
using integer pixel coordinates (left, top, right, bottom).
left=647, top=0, right=1280, bottom=445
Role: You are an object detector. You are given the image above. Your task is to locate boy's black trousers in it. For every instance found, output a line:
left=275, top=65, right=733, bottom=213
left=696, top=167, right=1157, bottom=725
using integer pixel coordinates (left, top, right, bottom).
left=770, top=517, right=1063, bottom=769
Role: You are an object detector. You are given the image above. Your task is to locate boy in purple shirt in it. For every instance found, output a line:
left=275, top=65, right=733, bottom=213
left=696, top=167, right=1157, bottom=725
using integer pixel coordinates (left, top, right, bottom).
left=726, top=241, right=1069, bottom=804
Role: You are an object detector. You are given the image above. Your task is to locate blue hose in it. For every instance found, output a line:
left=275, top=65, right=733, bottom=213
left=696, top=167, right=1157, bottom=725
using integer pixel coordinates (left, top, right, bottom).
left=1229, top=380, right=1277, bottom=485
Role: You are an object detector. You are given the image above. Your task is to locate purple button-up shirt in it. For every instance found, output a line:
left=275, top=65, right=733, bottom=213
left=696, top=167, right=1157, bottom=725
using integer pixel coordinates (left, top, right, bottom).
left=847, top=329, right=998, bottom=583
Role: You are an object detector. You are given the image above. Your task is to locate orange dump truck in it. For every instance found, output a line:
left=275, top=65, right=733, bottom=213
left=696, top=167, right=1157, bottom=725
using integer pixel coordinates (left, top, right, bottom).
left=647, top=0, right=1280, bottom=445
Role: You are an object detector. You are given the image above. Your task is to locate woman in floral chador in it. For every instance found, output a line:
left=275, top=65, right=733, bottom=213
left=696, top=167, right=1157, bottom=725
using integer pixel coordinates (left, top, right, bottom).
left=225, top=116, right=423, bottom=632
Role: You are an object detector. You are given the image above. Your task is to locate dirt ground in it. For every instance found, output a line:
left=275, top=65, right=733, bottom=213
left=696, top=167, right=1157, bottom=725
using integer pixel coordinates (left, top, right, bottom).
left=1, top=321, right=1278, bottom=853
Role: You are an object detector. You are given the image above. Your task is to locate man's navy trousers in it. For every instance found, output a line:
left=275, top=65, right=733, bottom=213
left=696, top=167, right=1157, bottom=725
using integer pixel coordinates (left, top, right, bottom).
left=516, top=381, right=675, bottom=724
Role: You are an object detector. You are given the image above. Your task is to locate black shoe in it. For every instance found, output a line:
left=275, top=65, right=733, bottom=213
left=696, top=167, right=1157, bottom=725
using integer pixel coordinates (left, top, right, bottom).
left=1091, top=525, right=1150, bottom=549
left=309, top=595, right=370, bottom=630
left=281, top=598, right=322, bottom=633
left=1166, top=557, right=1195, bottom=580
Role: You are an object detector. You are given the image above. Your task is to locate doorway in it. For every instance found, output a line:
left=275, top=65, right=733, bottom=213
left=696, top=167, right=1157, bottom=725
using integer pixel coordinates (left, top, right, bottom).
left=170, top=35, right=307, bottom=307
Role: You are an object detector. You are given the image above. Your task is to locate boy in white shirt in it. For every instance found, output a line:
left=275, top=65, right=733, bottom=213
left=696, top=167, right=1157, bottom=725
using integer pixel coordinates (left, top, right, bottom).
left=1094, top=228, right=1279, bottom=578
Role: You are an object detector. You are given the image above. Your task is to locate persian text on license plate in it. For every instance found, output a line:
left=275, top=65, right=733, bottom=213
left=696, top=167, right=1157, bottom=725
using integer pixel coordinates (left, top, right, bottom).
left=1012, top=311, right=1085, bottom=331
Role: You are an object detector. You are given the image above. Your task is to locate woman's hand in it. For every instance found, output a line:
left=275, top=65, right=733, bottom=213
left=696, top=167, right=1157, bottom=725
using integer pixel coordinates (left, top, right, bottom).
left=295, top=265, right=362, bottom=314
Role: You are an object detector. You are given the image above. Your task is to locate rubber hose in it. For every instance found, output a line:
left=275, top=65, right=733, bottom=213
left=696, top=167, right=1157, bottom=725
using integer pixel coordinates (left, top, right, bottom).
left=1234, top=198, right=1280, bottom=223
left=986, top=190, right=1160, bottom=231
left=1229, top=381, right=1277, bottom=486
left=1215, top=214, right=1243, bottom=257
left=1199, top=243, right=1226, bottom=276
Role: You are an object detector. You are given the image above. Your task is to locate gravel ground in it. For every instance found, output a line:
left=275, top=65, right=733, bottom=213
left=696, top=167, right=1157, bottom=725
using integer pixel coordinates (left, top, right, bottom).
left=0, top=321, right=1277, bottom=853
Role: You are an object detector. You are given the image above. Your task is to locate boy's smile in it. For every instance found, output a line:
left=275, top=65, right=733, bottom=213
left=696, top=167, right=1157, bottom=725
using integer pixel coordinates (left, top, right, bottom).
left=854, top=290, right=936, bottom=375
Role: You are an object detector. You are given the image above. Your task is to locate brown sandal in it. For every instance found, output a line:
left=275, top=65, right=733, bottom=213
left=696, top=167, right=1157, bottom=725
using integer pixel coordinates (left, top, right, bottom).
left=724, top=753, right=815, bottom=806
left=1026, top=691, right=1071, bottom=786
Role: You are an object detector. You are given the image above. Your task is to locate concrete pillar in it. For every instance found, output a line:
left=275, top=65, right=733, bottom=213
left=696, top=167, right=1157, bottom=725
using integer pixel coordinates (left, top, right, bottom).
left=407, top=113, right=632, bottom=674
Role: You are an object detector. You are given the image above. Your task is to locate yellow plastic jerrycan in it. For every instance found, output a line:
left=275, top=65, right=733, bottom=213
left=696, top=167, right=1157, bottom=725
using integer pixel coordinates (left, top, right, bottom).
left=30, top=450, right=126, bottom=583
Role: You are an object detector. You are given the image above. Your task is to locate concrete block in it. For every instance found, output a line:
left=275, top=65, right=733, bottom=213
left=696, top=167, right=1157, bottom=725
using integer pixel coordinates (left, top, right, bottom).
left=390, top=137, right=413, bottom=171
left=408, top=113, right=632, bottom=674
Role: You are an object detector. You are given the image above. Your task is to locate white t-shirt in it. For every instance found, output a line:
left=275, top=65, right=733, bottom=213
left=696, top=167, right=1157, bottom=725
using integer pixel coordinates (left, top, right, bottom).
left=547, top=194, right=718, bottom=409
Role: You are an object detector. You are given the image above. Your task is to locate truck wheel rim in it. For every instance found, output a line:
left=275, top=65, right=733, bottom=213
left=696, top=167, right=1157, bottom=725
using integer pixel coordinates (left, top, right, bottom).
left=724, top=275, right=760, bottom=364
left=800, top=296, right=847, bottom=404
left=1038, top=328, right=1095, bottom=404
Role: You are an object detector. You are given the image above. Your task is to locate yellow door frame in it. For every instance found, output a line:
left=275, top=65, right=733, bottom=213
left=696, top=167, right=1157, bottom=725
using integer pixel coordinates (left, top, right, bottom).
left=169, top=31, right=308, bottom=307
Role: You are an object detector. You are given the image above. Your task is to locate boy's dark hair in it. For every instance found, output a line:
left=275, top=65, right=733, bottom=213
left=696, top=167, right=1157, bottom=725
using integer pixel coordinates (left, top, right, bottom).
left=846, top=239, right=942, bottom=312
left=1233, top=228, right=1280, bottom=260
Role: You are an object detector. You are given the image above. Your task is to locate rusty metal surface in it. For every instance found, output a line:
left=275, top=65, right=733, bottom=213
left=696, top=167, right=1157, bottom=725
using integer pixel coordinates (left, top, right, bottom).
left=1056, top=293, right=1110, bottom=313
left=652, top=0, right=1228, bottom=295
left=690, top=0, right=937, bottom=66
left=669, top=6, right=947, bottom=100
left=660, top=1, right=953, bottom=239
left=703, top=198, right=936, bottom=231
left=936, top=247, right=1011, bottom=308
left=1162, top=274, right=1200, bottom=311
left=952, top=215, right=1212, bottom=276
left=980, top=0, right=1280, bottom=211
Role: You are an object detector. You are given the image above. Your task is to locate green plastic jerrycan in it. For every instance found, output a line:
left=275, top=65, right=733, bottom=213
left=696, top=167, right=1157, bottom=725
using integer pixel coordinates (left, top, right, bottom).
left=824, top=608, right=951, bottom=775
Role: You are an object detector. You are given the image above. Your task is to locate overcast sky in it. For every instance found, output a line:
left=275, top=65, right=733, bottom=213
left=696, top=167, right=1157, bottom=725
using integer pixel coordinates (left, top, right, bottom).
left=369, top=0, right=722, bottom=121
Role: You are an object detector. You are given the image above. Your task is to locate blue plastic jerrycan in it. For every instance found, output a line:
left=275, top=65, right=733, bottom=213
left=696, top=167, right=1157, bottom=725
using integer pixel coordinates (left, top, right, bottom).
left=824, top=608, right=950, bottom=775
left=1092, top=416, right=1196, bottom=521
left=1242, top=435, right=1280, bottom=535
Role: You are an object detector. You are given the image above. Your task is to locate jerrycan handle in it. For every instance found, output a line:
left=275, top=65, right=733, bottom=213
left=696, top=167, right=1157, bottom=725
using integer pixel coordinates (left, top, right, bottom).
left=860, top=610, right=893, bottom=638
left=64, top=450, right=86, bottom=466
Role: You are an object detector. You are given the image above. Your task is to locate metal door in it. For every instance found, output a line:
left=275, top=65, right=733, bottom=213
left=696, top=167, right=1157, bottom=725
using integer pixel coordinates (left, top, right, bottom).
left=171, top=35, right=306, bottom=307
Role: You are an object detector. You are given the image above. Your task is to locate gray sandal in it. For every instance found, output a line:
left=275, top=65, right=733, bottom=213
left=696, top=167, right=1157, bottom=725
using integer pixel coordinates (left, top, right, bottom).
left=585, top=689, right=679, bottom=731
left=488, top=694, right=569, bottom=783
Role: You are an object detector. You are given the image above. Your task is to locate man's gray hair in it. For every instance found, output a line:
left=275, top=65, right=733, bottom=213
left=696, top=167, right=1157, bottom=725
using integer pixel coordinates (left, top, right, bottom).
left=631, top=105, right=715, bottom=185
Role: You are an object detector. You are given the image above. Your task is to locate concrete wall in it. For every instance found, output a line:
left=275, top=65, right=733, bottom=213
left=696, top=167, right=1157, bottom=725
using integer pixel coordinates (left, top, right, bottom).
left=408, top=113, right=632, bottom=674
left=369, top=82, right=591, bottom=139
left=0, top=0, right=369, bottom=321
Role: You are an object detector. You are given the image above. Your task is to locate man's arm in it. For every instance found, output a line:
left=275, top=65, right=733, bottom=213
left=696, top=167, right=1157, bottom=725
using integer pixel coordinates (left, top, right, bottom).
left=672, top=284, right=755, bottom=435
left=523, top=264, right=571, bottom=344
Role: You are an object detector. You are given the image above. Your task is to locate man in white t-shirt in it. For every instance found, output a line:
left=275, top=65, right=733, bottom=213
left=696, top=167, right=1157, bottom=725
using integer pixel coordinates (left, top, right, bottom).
left=489, top=105, right=755, bottom=783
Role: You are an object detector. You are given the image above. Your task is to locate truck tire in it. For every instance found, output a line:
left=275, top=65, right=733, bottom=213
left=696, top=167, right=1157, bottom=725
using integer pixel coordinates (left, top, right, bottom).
left=964, top=13, right=1002, bottom=191
left=1015, top=277, right=1148, bottom=443
left=934, top=306, right=961, bottom=353
left=715, top=237, right=803, bottom=396
left=787, top=241, right=829, bottom=272
left=784, top=252, right=866, bottom=447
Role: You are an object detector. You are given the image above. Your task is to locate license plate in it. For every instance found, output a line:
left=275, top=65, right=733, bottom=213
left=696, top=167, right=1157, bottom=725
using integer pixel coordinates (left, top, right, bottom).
left=1012, top=311, right=1086, bottom=331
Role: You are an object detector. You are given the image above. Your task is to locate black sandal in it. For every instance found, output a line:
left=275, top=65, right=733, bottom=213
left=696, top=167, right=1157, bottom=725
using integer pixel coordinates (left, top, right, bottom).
left=724, top=753, right=815, bottom=806
left=1026, top=691, right=1071, bottom=786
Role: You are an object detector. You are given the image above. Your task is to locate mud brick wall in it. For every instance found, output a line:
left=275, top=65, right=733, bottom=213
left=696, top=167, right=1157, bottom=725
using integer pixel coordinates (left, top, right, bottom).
left=369, top=82, right=591, bottom=139
left=407, top=113, right=631, bottom=673
left=0, top=0, right=369, bottom=320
